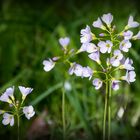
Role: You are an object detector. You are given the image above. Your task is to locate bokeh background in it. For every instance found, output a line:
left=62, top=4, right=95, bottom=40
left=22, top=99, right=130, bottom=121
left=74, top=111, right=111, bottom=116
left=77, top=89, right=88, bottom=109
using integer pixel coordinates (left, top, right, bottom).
left=0, top=0, right=140, bottom=139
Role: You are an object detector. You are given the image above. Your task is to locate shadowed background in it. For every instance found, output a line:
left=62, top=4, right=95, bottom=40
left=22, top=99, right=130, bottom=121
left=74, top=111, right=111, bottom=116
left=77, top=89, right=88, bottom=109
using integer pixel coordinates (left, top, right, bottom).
left=0, top=0, right=140, bottom=139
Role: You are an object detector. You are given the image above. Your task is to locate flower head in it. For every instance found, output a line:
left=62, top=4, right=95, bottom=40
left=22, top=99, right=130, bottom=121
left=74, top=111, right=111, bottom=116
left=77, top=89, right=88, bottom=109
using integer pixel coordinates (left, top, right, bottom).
left=121, top=71, right=136, bottom=83
left=92, top=78, right=103, bottom=90
left=19, top=86, right=33, bottom=99
left=2, top=113, right=14, bottom=126
left=88, top=51, right=100, bottom=64
left=79, top=43, right=98, bottom=53
left=132, top=31, right=140, bottom=40
left=127, top=15, right=139, bottom=29
left=80, top=25, right=93, bottom=43
left=120, top=58, right=134, bottom=70
left=59, top=37, right=70, bottom=48
left=101, top=13, right=113, bottom=26
left=119, top=40, right=131, bottom=52
left=69, top=63, right=83, bottom=77
left=43, top=59, right=55, bottom=72
left=98, top=40, right=113, bottom=53
left=82, top=66, right=93, bottom=79
left=123, top=30, right=133, bottom=40
left=23, top=105, right=35, bottom=120
left=0, top=87, right=14, bottom=103
left=112, top=80, right=120, bottom=91
left=93, top=18, right=105, bottom=29
left=110, top=50, right=123, bottom=67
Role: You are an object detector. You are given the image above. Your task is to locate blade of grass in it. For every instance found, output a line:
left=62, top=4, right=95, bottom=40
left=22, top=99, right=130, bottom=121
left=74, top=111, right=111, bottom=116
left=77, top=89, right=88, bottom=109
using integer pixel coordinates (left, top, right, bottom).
left=30, top=82, right=63, bottom=106
left=66, top=82, right=93, bottom=138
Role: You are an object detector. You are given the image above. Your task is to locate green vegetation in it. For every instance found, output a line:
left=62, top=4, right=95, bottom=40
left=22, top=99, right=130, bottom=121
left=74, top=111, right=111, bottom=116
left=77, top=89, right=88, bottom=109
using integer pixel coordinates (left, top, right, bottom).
left=0, top=0, right=140, bottom=139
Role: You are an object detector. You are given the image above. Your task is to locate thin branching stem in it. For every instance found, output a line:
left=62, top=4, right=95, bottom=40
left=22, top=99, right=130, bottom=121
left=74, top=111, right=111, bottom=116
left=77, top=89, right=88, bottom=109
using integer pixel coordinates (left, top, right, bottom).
left=62, top=86, right=66, bottom=140
left=103, top=74, right=108, bottom=140
left=108, top=80, right=112, bottom=140
left=17, top=114, right=20, bottom=140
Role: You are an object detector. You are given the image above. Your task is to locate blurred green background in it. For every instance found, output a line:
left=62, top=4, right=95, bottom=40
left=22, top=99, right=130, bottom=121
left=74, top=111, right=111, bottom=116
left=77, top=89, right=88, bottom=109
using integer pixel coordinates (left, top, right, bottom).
left=0, top=0, right=140, bottom=139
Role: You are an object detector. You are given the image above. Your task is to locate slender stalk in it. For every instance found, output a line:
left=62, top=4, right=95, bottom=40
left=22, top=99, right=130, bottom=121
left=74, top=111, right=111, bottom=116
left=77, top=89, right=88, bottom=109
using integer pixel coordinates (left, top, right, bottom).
left=108, top=81, right=112, bottom=140
left=62, top=86, right=66, bottom=140
left=103, top=76, right=108, bottom=140
left=17, top=114, right=20, bottom=140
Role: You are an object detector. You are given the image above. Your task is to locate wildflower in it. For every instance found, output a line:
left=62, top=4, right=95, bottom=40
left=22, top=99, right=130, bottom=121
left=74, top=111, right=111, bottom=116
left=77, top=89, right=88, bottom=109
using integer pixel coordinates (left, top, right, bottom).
left=2, top=113, right=14, bottom=126
left=117, top=107, right=124, bottom=118
left=0, top=87, right=15, bottom=103
left=82, top=66, right=93, bottom=79
left=132, top=31, right=140, bottom=40
left=80, top=25, right=93, bottom=43
left=98, top=40, right=113, bottom=53
left=64, top=81, right=72, bottom=91
left=43, top=59, right=55, bottom=72
left=123, top=30, right=133, bottom=40
left=88, top=51, right=100, bottom=64
left=68, top=63, right=83, bottom=77
left=121, top=71, right=136, bottom=83
left=110, top=50, right=123, bottom=67
left=79, top=43, right=98, bottom=53
left=112, top=80, right=120, bottom=90
left=92, top=18, right=105, bottom=29
left=119, top=40, right=131, bottom=52
left=23, top=106, right=35, bottom=120
left=59, top=37, right=70, bottom=48
left=120, top=58, right=134, bottom=70
left=101, top=13, right=113, bottom=26
left=18, top=86, right=33, bottom=99
left=126, top=15, right=139, bottom=29
left=92, top=78, right=103, bottom=90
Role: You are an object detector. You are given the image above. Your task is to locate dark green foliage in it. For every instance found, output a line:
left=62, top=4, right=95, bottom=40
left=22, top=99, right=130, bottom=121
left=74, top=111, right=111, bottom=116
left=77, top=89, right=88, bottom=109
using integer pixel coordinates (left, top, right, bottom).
left=0, top=0, right=140, bottom=139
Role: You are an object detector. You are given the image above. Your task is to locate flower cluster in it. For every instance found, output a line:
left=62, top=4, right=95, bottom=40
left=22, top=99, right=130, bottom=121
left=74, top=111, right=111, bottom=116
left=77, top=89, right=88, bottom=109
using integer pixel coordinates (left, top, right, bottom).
left=0, top=86, right=35, bottom=126
left=43, top=13, right=138, bottom=91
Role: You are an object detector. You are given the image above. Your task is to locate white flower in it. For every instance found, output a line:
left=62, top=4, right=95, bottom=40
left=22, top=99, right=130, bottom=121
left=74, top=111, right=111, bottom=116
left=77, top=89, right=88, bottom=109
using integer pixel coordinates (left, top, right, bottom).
left=119, top=40, right=131, bottom=52
left=59, top=37, right=70, bottom=48
left=0, top=87, right=14, bottom=103
left=110, top=50, right=123, bottom=67
left=23, top=106, right=35, bottom=120
left=19, top=86, right=33, bottom=99
left=2, top=113, right=14, bottom=126
left=68, top=63, right=83, bottom=77
left=132, top=31, right=140, bottom=40
left=80, top=25, right=93, bottom=43
left=92, top=78, right=103, bottom=90
left=127, top=15, right=139, bottom=29
left=43, top=59, right=55, bottom=72
left=112, top=80, right=120, bottom=91
left=98, top=40, right=113, bottom=53
left=79, top=43, right=98, bottom=53
left=88, top=51, right=100, bottom=64
left=101, top=13, right=113, bottom=26
left=73, top=64, right=83, bottom=77
left=82, top=66, right=93, bottom=79
left=120, top=58, right=134, bottom=70
left=64, top=81, right=72, bottom=91
left=123, top=30, right=133, bottom=40
left=117, top=107, right=124, bottom=118
left=92, top=18, right=105, bottom=29
left=121, top=71, right=136, bottom=83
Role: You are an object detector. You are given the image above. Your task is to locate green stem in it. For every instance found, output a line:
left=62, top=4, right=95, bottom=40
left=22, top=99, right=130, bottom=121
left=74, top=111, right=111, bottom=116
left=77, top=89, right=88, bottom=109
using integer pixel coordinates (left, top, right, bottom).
left=103, top=76, right=108, bottom=140
left=17, top=115, right=20, bottom=140
left=108, top=80, right=112, bottom=140
left=62, top=86, right=66, bottom=140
